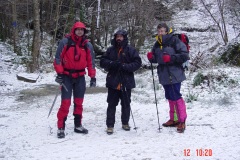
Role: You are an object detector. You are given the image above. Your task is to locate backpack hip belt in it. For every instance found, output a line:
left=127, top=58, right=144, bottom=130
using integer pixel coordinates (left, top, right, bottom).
left=63, top=69, right=85, bottom=78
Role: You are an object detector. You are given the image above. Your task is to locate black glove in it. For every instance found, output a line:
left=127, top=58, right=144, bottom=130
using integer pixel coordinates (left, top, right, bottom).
left=90, top=78, right=96, bottom=87
left=55, top=74, right=64, bottom=84
left=110, top=60, right=122, bottom=71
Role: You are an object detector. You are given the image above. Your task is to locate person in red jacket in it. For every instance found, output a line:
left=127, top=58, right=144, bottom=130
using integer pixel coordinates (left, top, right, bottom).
left=53, top=22, right=95, bottom=138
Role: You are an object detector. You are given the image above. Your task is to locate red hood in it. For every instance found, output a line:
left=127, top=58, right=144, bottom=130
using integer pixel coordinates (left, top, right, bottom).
left=70, top=22, right=86, bottom=36
left=70, top=22, right=88, bottom=44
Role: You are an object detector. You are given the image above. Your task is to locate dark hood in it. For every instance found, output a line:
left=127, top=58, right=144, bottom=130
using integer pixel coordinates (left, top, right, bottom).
left=111, top=29, right=128, bottom=48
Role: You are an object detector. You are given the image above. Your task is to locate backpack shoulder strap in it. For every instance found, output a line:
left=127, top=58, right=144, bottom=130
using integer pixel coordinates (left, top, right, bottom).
left=169, top=34, right=181, bottom=52
left=83, top=43, right=89, bottom=54
left=169, top=34, right=178, bottom=47
left=66, top=37, right=74, bottom=51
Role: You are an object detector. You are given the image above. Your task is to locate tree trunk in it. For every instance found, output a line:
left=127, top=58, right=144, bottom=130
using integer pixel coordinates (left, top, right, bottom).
left=27, top=0, right=30, bottom=56
left=11, top=0, right=19, bottom=54
left=0, top=12, right=10, bottom=41
left=31, top=0, right=41, bottom=72
left=50, top=0, right=61, bottom=59
left=200, top=0, right=229, bottom=45
left=40, top=0, right=43, bottom=42
left=90, top=10, right=96, bottom=47
left=63, top=0, right=74, bottom=36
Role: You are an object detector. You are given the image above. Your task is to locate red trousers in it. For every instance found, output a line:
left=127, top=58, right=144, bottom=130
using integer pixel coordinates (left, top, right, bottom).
left=57, top=75, right=86, bottom=129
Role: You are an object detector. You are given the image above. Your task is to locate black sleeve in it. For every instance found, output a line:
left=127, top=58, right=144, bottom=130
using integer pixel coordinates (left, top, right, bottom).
left=100, top=48, right=112, bottom=70
left=122, top=47, right=142, bottom=72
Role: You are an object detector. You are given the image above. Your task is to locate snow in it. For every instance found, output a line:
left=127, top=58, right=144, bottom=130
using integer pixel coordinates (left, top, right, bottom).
left=1, top=41, right=240, bottom=160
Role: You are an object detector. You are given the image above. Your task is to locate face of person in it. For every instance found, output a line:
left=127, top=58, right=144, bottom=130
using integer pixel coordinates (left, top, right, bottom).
left=116, top=34, right=124, bottom=42
left=157, top=27, right=167, bottom=36
left=75, top=28, right=85, bottom=37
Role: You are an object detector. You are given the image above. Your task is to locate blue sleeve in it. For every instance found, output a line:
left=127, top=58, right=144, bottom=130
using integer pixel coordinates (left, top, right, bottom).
left=171, top=38, right=190, bottom=64
left=55, top=38, right=68, bottom=64
left=87, top=42, right=96, bottom=68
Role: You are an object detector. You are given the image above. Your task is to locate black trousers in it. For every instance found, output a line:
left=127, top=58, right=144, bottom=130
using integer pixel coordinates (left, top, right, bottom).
left=106, top=87, right=131, bottom=128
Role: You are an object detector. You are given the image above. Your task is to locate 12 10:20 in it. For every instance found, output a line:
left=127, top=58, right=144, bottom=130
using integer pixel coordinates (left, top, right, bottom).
left=184, top=148, right=213, bottom=156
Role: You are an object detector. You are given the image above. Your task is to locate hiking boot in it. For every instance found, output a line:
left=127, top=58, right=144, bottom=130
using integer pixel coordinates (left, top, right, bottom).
left=57, top=128, right=65, bottom=138
left=162, top=120, right=179, bottom=127
left=122, top=124, right=131, bottom=131
left=106, top=127, right=114, bottom=135
left=74, top=125, right=88, bottom=134
left=177, top=122, right=186, bottom=133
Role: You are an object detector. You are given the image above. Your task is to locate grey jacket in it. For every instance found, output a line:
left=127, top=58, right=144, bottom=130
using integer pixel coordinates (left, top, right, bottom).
left=151, top=33, right=189, bottom=85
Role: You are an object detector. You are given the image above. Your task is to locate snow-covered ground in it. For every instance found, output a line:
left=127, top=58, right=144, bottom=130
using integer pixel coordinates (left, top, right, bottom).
left=1, top=39, right=240, bottom=160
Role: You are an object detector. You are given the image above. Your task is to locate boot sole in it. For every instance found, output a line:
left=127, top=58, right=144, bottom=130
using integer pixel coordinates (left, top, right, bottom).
left=74, top=129, right=88, bottom=134
left=107, top=132, right=113, bottom=135
left=177, top=130, right=185, bottom=133
left=162, top=123, right=179, bottom=127
left=177, top=128, right=186, bottom=133
left=57, top=135, right=65, bottom=138
left=122, top=128, right=130, bottom=131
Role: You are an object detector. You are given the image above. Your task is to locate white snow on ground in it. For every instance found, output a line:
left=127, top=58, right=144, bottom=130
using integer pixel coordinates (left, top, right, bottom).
left=1, top=40, right=240, bottom=160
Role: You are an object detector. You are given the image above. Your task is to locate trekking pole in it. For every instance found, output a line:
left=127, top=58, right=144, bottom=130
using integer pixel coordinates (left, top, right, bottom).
left=47, top=83, right=68, bottom=118
left=119, top=71, right=138, bottom=132
left=62, top=83, right=68, bottom=92
left=47, top=88, right=60, bottom=118
left=150, top=62, right=161, bottom=132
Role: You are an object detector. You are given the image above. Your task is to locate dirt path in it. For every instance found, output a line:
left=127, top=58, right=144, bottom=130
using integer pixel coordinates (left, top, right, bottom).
left=16, top=84, right=108, bottom=102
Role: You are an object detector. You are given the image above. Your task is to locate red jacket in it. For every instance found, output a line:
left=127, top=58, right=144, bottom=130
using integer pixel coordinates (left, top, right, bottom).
left=53, top=22, right=95, bottom=78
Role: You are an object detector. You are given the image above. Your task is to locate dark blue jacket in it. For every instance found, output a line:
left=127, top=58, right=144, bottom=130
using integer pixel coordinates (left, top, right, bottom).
left=100, top=30, right=142, bottom=89
left=151, top=32, right=189, bottom=85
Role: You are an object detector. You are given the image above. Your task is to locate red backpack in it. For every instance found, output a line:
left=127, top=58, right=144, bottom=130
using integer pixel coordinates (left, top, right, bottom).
left=175, top=33, right=190, bottom=70
left=175, top=33, right=190, bottom=52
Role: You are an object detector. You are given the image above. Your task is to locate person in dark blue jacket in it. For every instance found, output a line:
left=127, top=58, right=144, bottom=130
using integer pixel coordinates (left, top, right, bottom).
left=147, top=23, right=189, bottom=133
left=100, top=29, right=142, bottom=135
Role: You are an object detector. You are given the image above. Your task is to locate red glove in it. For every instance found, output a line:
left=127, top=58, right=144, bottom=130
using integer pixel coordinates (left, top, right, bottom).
left=162, top=53, right=171, bottom=63
left=147, top=52, right=153, bottom=60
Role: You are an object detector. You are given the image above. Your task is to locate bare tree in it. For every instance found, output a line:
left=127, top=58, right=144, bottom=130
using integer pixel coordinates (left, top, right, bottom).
left=120, top=0, right=158, bottom=50
left=50, top=0, right=62, bottom=59
left=200, top=0, right=228, bottom=45
left=0, top=2, right=12, bottom=42
left=11, top=0, right=19, bottom=54
left=31, top=0, right=41, bottom=72
left=226, top=0, right=240, bottom=36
